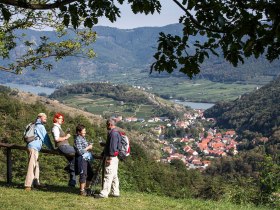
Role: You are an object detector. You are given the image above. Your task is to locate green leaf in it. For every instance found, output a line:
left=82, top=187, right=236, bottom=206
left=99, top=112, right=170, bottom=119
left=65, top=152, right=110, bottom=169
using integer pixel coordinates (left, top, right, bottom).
left=63, top=14, right=70, bottom=27
left=187, top=0, right=195, bottom=9
left=1, top=7, right=11, bottom=21
left=84, top=18, right=93, bottom=28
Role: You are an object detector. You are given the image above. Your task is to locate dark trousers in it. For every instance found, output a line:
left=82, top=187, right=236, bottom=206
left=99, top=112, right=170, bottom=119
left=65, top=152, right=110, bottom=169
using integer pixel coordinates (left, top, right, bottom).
left=58, top=145, right=76, bottom=186
left=75, top=155, right=94, bottom=183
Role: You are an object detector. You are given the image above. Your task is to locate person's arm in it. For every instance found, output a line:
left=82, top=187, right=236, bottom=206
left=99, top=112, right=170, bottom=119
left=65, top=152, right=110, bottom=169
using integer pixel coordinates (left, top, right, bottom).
left=52, top=126, right=71, bottom=142
left=75, top=136, right=92, bottom=155
left=36, top=125, right=54, bottom=150
left=44, top=133, right=54, bottom=150
left=109, top=131, right=119, bottom=157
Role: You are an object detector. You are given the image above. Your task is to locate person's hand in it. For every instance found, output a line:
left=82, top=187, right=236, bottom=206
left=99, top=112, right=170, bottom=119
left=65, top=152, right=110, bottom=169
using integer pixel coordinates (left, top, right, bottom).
left=105, top=158, right=112, bottom=166
left=87, top=144, right=93, bottom=150
left=66, top=134, right=71, bottom=139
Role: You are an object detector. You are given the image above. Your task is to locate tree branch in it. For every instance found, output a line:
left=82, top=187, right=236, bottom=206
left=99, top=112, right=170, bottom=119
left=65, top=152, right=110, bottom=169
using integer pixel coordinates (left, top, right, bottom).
left=171, top=0, right=224, bottom=33
left=0, top=65, right=17, bottom=74
left=0, top=0, right=77, bottom=10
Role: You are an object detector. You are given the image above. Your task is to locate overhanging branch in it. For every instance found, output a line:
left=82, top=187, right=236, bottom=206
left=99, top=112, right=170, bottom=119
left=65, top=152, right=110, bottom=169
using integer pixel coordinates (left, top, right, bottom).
left=0, top=65, right=17, bottom=74
left=172, top=0, right=224, bottom=33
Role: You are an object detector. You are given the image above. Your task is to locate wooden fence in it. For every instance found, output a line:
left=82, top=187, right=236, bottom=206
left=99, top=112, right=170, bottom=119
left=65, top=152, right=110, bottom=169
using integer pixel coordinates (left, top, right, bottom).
left=0, top=142, right=105, bottom=184
left=0, top=142, right=63, bottom=184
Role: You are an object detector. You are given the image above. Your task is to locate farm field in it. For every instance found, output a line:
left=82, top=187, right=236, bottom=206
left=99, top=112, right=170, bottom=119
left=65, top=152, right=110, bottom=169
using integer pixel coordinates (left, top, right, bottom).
left=61, top=95, right=156, bottom=119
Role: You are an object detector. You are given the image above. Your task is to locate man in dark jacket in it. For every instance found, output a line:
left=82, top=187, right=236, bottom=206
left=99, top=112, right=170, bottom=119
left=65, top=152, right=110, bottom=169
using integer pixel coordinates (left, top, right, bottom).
left=95, top=118, right=121, bottom=198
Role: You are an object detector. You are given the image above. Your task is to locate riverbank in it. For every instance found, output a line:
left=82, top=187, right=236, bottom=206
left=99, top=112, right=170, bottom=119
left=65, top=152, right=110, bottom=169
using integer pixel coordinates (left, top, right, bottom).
left=1, top=83, right=56, bottom=95
left=1, top=83, right=216, bottom=110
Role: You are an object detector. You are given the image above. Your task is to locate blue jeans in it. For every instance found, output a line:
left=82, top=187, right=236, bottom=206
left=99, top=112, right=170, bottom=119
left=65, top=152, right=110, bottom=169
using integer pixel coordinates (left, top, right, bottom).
left=58, top=145, right=76, bottom=186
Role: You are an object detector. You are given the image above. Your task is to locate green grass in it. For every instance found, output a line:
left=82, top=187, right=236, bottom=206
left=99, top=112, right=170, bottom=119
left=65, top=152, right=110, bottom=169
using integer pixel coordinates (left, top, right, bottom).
left=0, top=184, right=270, bottom=210
left=148, top=79, right=258, bottom=102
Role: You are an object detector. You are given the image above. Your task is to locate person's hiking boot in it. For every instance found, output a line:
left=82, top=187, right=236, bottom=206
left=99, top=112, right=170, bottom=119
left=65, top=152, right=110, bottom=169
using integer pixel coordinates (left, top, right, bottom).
left=85, top=189, right=92, bottom=196
left=25, top=187, right=32, bottom=191
left=109, top=194, right=120, bottom=198
left=33, top=183, right=46, bottom=189
left=94, top=194, right=107, bottom=199
left=80, top=190, right=87, bottom=196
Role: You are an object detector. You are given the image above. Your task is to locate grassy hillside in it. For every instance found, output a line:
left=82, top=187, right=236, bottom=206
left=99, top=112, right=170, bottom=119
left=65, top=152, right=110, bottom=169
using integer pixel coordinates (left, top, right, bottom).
left=0, top=184, right=270, bottom=210
left=1, top=85, right=279, bottom=208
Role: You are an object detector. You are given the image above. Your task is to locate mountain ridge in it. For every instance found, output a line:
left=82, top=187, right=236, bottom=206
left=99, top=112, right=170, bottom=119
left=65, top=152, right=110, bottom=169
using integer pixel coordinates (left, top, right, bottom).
left=0, top=24, right=278, bottom=88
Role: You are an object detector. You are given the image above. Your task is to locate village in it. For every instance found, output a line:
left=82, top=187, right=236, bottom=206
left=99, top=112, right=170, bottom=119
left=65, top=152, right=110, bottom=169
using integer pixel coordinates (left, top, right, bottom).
left=113, top=109, right=239, bottom=170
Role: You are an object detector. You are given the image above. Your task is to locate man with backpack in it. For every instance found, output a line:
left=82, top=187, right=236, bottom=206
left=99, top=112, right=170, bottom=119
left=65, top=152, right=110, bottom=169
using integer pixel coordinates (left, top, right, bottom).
left=94, top=118, right=122, bottom=198
left=24, top=113, right=54, bottom=191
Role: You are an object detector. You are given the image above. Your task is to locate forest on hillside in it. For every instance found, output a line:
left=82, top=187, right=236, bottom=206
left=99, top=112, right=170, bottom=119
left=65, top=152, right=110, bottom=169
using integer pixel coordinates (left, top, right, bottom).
left=205, top=77, right=280, bottom=190
left=0, top=86, right=280, bottom=207
left=204, top=76, right=280, bottom=141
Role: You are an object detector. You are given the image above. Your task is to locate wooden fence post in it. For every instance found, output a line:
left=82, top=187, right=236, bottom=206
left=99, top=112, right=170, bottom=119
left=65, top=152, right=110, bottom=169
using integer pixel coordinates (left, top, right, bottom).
left=6, top=148, right=12, bottom=184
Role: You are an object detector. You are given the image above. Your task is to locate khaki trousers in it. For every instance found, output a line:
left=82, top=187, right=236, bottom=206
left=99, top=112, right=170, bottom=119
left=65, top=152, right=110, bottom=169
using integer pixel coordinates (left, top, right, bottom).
left=24, top=148, right=40, bottom=187
left=100, top=156, right=120, bottom=197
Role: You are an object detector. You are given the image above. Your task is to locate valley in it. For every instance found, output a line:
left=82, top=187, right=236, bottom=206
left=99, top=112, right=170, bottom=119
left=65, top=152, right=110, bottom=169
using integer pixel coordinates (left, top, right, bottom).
left=2, top=78, right=259, bottom=103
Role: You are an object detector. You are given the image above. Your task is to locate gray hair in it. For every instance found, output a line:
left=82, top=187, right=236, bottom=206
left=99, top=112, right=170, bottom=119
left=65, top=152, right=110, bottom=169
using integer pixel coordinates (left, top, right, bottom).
left=37, top=113, right=46, bottom=118
left=106, top=118, right=116, bottom=126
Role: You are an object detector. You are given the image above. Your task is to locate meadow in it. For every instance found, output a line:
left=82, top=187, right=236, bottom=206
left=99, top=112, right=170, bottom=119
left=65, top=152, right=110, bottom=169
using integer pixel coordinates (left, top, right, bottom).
left=0, top=183, right=271, bottom=210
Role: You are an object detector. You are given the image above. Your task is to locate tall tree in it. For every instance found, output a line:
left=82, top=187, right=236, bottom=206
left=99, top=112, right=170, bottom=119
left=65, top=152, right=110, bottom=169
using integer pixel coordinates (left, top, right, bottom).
left=0, top=0, right=280, bottom=78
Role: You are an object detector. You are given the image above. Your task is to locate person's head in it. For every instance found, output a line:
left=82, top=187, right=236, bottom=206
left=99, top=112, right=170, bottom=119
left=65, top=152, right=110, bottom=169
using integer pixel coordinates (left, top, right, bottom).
left=106, top=118, right=116, bottom=130
left=76, top=124, right=86, bottom=137
left=37, top=113, right=47, bottom=124
left=53, top=113, right=64, bottom=124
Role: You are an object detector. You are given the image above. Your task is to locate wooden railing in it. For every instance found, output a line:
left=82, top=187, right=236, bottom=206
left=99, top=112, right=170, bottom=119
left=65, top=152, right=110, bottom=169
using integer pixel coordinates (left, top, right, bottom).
left=0, top=142, right=63, bottom=184
left=0, top=142, right=104, bottom=184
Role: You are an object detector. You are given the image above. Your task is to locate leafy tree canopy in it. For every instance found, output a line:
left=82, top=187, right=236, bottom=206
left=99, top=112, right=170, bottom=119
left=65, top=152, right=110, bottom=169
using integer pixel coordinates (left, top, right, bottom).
left=0, top=0, right=280, bottom=78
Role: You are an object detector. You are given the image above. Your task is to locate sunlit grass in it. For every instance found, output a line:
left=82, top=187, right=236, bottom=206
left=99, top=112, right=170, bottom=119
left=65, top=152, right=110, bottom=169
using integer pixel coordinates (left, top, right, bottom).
left=0, top=184, right=270, bottom=210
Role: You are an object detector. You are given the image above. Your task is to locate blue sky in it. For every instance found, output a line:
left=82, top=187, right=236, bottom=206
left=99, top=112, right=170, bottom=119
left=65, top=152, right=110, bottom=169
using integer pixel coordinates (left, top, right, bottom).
left=97, top=0, right=184, bottom=29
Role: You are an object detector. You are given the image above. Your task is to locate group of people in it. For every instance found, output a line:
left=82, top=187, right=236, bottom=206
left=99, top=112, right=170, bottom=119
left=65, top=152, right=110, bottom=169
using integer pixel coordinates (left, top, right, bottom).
left=24, top=112, right=121, bottom=198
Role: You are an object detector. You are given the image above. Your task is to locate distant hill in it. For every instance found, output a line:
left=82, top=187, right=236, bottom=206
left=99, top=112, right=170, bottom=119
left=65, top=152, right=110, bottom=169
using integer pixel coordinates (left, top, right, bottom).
left=49, top=82, right=190, bottom=119
left=0, top=24, right=279, bottom=88
left=204, top=76, right=280, bottom=138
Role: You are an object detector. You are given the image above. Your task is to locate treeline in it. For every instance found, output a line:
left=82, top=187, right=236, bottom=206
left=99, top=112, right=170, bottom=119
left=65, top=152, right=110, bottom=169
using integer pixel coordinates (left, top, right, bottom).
left=1, top=87, right=279, bottom=207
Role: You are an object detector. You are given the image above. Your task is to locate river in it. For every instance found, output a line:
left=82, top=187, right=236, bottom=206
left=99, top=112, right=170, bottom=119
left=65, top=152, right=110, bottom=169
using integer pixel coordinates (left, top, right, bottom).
left=1, top=83, right=56, bottom=95
left=1, top=83, right=215, bottom=109
left=172, top=100, right=215, bottom=110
